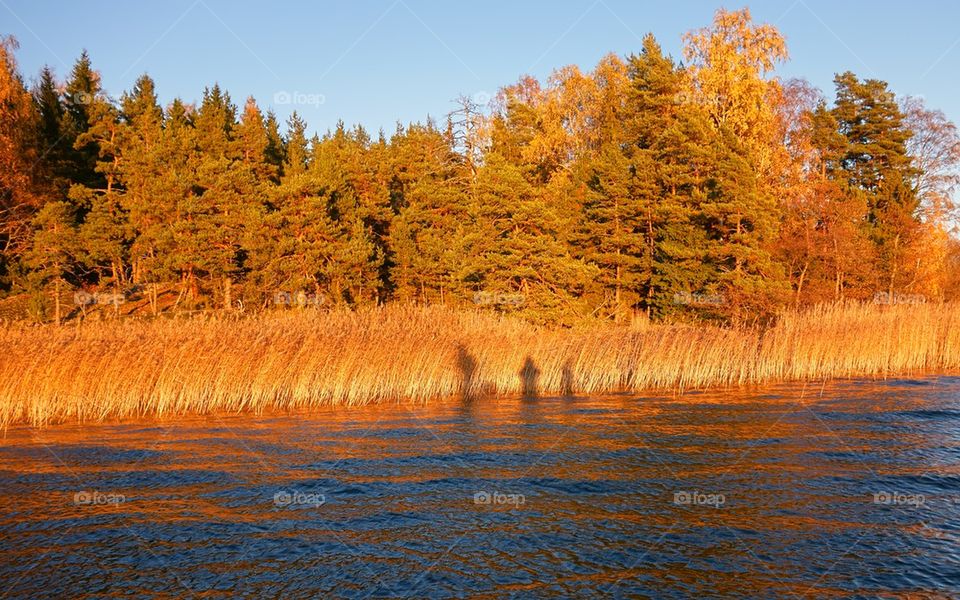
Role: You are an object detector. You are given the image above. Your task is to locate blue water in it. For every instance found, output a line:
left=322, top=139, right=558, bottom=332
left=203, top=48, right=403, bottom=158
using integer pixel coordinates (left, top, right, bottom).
left=1, top=377, right=959, bottom=598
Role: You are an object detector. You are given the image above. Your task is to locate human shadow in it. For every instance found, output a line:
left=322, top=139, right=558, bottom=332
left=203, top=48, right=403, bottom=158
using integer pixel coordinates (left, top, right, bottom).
left=560, top=358, right=575, bottom=399
left=519, top=356, right=540, bottom=399
left=456, top=345, right=478, bottom=401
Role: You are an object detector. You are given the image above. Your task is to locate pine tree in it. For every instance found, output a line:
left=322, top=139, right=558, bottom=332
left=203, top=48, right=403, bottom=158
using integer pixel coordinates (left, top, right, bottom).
left=308, top=122, right=386, bottom=305
left=283, top=112, right=309, bottom=180
left=187, top=84, right=251, bottom=308
left=465, top=152, right=597, bottom=323
left=128, top=94, right=185, bottom=314
left=701, top=128, right=789, bottom=317
left=786, top=98, right=873, bottom=302
left=385, top=122, right=467, bottom=303
left=3, top=14, right=960, bottom=323
left=69, top=74, right=162, bottom=307
left=572, top=142, right=654, bottom=321
left=626, top=34, right=715, bottom=318
left=231, top=97, right=277, bottom=307
left=557, top=53, right=652, bottom=321
left=647, top=106, right=717, bottom=318
left=250, top=112, right=337, bottom=307
left=831, top=72, right=920, bottom=295
left=234, top=97, right=276, bottom=183
left=79, top=191, right=131, bottom=309
left=24, top=201, right=78, bottom=323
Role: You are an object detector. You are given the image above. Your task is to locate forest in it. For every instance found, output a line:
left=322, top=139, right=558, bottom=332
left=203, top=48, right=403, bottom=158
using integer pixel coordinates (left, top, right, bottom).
left=1, top=8, right=959, bottom=325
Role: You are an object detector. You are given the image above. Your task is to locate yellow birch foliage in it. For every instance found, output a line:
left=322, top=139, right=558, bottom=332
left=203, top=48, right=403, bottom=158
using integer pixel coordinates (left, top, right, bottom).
left=682, top=8, right=788, bottom=175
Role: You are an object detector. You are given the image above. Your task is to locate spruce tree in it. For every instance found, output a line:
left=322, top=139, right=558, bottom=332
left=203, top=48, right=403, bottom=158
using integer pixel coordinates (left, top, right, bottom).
left=263, top=110, right=285, bottom=183
left=63, top=51, right=105, bottom=192
left=32, top=67, right=73, bottom=196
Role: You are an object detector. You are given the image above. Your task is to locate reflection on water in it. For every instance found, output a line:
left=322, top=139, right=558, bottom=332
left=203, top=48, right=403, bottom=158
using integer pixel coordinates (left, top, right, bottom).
left=1, top=378, right=959, bottom=598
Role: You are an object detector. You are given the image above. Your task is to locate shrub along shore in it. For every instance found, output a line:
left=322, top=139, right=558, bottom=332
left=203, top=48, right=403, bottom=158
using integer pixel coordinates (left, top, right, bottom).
left=2, top=302, right=958, bottom=428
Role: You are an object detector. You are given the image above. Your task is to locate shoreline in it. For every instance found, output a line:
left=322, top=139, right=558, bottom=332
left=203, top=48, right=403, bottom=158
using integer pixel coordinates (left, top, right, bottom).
left=2, top=372, right=955, bottom=435
left=2, top=302, right=959, bottom=428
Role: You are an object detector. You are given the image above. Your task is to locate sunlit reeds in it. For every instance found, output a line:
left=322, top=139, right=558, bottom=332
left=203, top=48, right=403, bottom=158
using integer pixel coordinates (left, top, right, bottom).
left=2, top=302, right=959, bottom=427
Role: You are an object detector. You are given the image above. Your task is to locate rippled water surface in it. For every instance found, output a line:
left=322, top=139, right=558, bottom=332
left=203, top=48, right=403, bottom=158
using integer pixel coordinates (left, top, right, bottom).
left=2, top=378, right=960, bottom=598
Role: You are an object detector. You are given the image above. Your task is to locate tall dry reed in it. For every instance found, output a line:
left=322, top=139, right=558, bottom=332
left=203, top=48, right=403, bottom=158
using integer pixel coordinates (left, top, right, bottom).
left=2, top=302, right=959, bottom=427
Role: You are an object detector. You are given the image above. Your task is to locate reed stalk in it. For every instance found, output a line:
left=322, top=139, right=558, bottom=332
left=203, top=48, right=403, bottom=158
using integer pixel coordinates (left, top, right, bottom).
left=2, top=302, right=958, bottom=427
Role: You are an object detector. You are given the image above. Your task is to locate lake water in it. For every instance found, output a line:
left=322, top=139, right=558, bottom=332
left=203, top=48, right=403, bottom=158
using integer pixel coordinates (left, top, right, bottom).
left=1, top=378, right=959, bottom=598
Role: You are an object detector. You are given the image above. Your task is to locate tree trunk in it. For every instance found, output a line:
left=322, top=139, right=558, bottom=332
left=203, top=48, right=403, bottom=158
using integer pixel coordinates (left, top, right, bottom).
left=833, top=238, right=843, bottom=301
left=112, top=263, right=121, bottom=317
left=888, top=234, right=900, bottom=299
left=795, top=262, right=808, bottom=308
left=53, top=278, right=62, bottom=326
left=151, top=283, right=159, bottom=316
left=358, top=267, right=365, bottom=305
left=223, top=277, right=232, bottom=311
left=614, top=205, right=621, bottom=322
left=614, top=261, right=621, bottom=323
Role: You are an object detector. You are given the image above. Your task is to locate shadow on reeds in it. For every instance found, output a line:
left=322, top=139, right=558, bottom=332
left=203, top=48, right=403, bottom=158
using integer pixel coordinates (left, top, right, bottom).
left=5, top=302, right=960, bottom=427
left=520, top=356, right=540, bottom=399
left=561, top=359, right=575, bottom=399
left=456, top=344, right=477, bottom=401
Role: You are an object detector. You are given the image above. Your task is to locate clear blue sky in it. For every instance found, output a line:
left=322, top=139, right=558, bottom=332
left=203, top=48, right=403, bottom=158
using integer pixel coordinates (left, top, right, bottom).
left=3, top=1, right=959, bottom=136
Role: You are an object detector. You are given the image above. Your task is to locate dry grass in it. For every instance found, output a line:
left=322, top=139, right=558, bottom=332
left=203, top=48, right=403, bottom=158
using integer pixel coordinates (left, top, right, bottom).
left=2, top=302, right=959, bottom=427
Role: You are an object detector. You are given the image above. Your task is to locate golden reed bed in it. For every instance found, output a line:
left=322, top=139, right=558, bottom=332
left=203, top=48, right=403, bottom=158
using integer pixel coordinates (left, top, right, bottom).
left=2, top=302, right=959, bottom=427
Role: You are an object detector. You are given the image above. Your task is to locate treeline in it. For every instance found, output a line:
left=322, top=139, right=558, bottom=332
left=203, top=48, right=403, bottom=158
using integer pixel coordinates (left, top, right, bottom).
left=1, top=8, right=959, bottom=325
